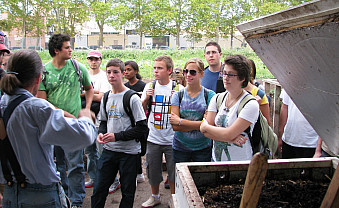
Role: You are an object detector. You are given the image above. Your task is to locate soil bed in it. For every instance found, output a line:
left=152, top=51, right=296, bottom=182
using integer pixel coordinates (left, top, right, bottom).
left=198, top=179, right=329, bottom=208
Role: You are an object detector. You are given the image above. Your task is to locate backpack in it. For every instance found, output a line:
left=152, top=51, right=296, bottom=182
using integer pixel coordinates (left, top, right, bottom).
left=103, top=89, right=149, bottom=156
left=42, top=59, right=83, bottom=92
left=146, top=80, right=178, bottom=119
left=177, top=88, right=209, bottom=106
left=0, top=94, right=30, bottom=188
left=216, top=92, right=277, bottom=159
left=204, top=63, right=225, bottom=93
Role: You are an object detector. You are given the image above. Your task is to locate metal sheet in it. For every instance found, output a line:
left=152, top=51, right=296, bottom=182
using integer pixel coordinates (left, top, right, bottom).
left=237, top=0, right=339, bottom=154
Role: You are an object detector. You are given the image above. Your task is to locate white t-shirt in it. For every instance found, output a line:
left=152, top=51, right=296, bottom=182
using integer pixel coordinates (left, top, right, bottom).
left=208, top=92, right=259, bottom=161
left=90, top=70, right=111, bottom=93
left=99, top=89, right=146, bottom=154
left=141, top=80, right=183, bottom=145
left=280, top=90, right=318, bottom=148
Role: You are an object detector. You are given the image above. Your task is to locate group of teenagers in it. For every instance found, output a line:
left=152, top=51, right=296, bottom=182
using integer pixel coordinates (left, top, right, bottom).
left=0, top=32, right=334, bottom=208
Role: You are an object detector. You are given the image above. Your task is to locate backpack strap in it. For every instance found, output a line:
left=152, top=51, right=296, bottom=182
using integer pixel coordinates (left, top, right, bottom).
left=42, top=59, right=82, bottom=93
left=216, top=91, right=227, bottom=112
left=123, top=90, right=139, bottom=127
left=203, top=87, right=209, bottom=105
left=146, top=80, right=157, bottom=119
left=71, top=59, right=83, bottom=92
left=0, top=94, right=30, bottom=188
left=178, top=89, right=185, bottom=106
left=103, top=90, right=110, bottom=119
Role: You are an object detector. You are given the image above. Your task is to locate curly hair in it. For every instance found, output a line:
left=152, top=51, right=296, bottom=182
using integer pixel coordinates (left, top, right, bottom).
left=48, top=34, right=71, bottom=57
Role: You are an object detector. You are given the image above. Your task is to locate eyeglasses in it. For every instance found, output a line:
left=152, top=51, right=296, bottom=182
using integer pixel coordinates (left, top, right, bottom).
left=183, top=69, right=198, bottom=76
left=205, top=51, right=219, bottom=55
left=223, top=72, right=239, bottom=78
left=175, top=70, right=182, bottom=74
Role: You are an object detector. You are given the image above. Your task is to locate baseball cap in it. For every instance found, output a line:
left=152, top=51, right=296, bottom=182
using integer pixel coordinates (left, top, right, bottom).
left=0, top=31, right=10, bottom=54
left=87, top=50, right=102, bottom=59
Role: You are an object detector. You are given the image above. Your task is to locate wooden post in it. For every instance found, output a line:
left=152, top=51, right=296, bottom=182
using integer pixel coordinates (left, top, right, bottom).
left=321, top=167, right=339, bottom=208
left=240, top=152, right=268, bottom=208
left=263, top=79, right=281, bottom=136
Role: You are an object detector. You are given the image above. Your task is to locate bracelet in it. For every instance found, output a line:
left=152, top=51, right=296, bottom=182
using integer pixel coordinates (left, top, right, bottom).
left=178, top=119, right=182, bottom=126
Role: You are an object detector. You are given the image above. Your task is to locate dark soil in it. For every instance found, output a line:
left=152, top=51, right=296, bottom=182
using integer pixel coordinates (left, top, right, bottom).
left=198, top=179, right=329, bottom=208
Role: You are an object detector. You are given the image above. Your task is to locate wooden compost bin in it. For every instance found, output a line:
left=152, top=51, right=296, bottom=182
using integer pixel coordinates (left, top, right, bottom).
left=173, top=157, right=338, bottom=207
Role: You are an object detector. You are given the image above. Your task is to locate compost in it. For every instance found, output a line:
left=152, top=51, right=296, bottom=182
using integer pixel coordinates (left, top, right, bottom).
left=199, top=179, right=329, bottom=208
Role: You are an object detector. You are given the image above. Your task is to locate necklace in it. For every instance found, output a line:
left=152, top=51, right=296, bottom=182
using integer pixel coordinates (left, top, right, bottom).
left=225, top=90, right=244, bottom=112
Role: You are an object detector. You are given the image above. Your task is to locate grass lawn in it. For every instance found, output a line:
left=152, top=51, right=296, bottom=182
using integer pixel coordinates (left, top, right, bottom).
left=38, top=48, right=274, bottom=80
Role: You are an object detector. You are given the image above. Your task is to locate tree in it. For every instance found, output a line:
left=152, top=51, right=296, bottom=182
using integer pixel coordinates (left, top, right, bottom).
left=166, top=0, right=190, bottom=48
left=188, top=0, right=235, bottom=44
left=88, top=0, right=114, bottom=48
left=46, top=0, right=89, bottom=37
left=1, top=0, right=47, bottom=48
left=119, top=0, right=153, bottom=49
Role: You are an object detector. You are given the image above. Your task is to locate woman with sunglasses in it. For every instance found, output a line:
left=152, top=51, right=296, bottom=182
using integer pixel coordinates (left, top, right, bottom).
left=200, top=55, right=259, bottom=161
left=170, top=58, right=215, bottom=163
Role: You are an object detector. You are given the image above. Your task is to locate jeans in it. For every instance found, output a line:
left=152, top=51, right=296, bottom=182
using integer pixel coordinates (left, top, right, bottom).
left=91, top=149, right=138, bottom=208
left=54, top=146, right=68, bottom=195
left=85, top=141, right=99, bottom=181
left=3, top=182, right=64, bottom=208
left=55, top=146, right=85, bottom=207
left=173, top=147, right=212, bottom=163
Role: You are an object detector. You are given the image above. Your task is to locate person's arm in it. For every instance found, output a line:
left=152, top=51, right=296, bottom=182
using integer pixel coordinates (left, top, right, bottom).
left=313, top=137, right=322, bottom=158
left=260, top=103, right=271, bottom=126
left=93, top=91, right=104, bottom=102
left=200, top=117, right=251, bottom=143
left=170, top=105, right=202, bottom=131
left=277, top=103, right=288, bottom=154
left=141, top=88, right=154, bottom=110
left=83, top=84, right=94, bottom=110
left=37, top=90, right=75, bottom=118
left=39, top=107, right=96, bottom=152
left=114, top=120, right=148, bottom=141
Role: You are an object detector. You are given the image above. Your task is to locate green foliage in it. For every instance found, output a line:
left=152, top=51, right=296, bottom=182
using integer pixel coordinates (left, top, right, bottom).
left=39, top=49, right=274, bottom=80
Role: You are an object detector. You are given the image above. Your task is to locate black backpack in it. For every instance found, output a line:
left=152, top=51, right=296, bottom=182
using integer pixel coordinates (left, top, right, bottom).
left=103, top=90, right=149, bottom=156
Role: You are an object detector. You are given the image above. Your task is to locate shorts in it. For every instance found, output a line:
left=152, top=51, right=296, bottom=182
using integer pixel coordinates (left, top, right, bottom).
left=145, top=142, right=175, bottom=185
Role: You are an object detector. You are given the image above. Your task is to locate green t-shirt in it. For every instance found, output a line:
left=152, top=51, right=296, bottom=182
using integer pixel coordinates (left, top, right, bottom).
left=39, top=59, right=91, bottom=117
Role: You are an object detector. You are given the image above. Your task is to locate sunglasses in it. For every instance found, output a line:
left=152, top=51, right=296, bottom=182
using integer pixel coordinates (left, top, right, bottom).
left=183, top=69, right=198, bottom=76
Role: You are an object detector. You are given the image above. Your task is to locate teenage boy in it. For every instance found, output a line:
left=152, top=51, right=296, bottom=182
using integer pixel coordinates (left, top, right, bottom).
left=91, top=58, right=148, bottom=208
left=141, top=55, right=183, bottom=207
left=37, top=33, right=94, bottom=208
left=201, top=41, right=225, bottom=93
left=84, top=50, right=111, bottom=188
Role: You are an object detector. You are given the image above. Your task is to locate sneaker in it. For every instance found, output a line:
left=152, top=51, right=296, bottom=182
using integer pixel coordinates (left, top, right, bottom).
left=108, top=181, right=121, bottom=194
left=142, top=196, right=161, bottom=208
left=164, top=177, right=170, bottom=189
left=85, top=179, right=94, bottom=188
left=137, top=173, right=145, bottom=183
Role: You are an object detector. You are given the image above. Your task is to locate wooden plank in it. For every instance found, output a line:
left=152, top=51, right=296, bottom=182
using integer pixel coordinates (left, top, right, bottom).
left=321, top=167, right=339, bottom=208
